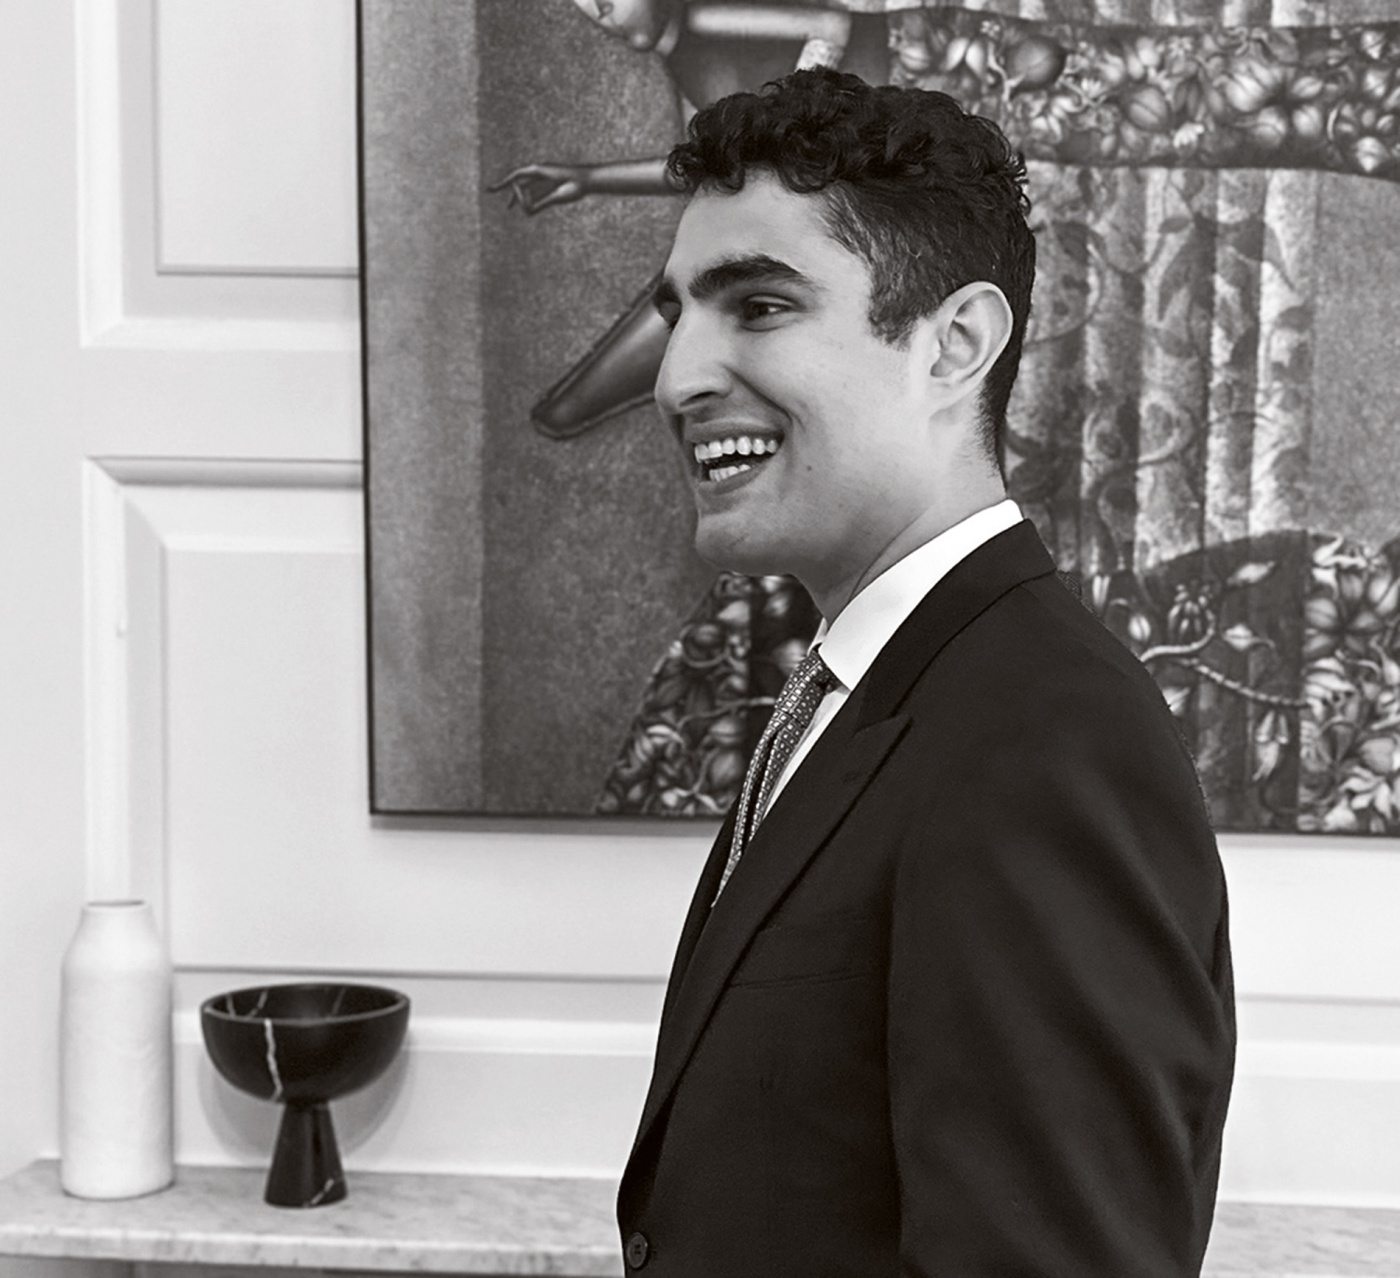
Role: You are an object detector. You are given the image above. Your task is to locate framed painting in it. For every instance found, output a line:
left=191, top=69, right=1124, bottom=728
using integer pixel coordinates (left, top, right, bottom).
left=361, top=0, right=1400, bottom=832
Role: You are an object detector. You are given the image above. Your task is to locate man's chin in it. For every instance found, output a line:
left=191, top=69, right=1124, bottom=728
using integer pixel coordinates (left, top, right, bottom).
left=692, top=524, right=786, bottom=579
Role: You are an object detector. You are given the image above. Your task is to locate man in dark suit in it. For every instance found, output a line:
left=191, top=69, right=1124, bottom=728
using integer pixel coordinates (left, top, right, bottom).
left=618, top=68, right=1235, bottom=1276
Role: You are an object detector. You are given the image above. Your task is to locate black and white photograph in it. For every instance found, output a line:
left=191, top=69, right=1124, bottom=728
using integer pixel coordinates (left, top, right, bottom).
left=2, top=1, right=1400, bottom=1274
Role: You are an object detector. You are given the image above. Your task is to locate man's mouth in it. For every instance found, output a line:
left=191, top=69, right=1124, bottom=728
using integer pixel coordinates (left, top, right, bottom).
left=691, top=434, right=782, bottom=483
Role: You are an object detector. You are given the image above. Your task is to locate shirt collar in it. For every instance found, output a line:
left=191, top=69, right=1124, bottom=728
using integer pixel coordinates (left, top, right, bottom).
left=812, top=499, right=1023, bottom=692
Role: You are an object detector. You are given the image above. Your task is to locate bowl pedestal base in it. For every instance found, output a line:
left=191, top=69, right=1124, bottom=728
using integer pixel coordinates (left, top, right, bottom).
left=266, top=1102, right=346, bottom=1208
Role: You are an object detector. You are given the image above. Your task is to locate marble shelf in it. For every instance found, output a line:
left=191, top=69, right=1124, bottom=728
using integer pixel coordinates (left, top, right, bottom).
left=2, top=1161, right=1400, bottom=1276
left=0, top=1163, right=621, bottom=1276
left=1205, top=1202, right=1400, bottom=1277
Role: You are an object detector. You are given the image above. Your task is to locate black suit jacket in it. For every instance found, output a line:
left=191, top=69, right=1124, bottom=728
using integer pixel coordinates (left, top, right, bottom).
left=618, top=522, right=1236, bottom=1276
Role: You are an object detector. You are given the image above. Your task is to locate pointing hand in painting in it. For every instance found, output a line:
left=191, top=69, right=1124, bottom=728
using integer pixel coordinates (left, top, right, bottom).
left=489, top=162, right=590, bottom=214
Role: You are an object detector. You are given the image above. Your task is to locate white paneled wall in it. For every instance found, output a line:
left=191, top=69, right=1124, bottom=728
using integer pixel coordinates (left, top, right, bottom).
left=153, top=0, right=359, bottom=275
left=65, top=0, right=706, bottom=1182
left=1, top=0, right=1397, bottom=1202
left=81, top=459, right=697, bottom=1173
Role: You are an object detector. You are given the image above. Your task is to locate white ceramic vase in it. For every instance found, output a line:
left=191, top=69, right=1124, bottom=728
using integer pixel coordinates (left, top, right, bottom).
left=59, top=900, right=174, bottom=1198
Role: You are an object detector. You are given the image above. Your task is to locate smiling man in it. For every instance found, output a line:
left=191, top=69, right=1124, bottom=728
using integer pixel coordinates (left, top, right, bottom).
left=617, top=69, right=1235, bottom=1277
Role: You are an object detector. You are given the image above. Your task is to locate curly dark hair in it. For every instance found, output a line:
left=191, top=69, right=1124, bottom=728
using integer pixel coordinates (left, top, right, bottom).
left=667, top=68, right=1035, bottom=467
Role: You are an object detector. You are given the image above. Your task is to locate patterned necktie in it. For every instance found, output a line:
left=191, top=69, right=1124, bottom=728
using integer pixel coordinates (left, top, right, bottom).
left=714, top=648, right=837, bottom=902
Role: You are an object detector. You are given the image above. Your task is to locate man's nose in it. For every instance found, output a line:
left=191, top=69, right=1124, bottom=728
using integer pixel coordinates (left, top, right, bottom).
left=655, top=311, right=731, bottom=416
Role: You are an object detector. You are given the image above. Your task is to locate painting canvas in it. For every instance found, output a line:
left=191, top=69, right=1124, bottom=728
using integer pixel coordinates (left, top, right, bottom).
left=361, top=0, right=1400, bottom=833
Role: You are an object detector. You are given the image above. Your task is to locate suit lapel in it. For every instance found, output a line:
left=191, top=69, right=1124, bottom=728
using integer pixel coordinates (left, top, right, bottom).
left=856, top=519, right=1056, bottom=728
left=631, top=521, right=1058, bottom=1156
left=633, top=699, right=909, bottom=1151
left=657, top=807, right=735, bottom=1027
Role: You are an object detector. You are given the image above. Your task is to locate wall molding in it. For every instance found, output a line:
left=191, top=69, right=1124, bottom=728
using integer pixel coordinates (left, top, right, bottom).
left=76, top=0, right=359, bottom=350
left=86, top=316, right=360, bottom=353
left=151, top=0, right=359, bottom=278
left=81, top=457, right=364, bottom=921
left=81, top=458, right=137, bottom=906
left=94, top=457, right=363, bottom=490
left=1239, top=1038, right=1400, bottom=1083
left=75, top=0, right=125, bottom=345
left=164, top=1005, right=1400, bottom=1199
left=174, top=1012, right=655, bottom=1060
left=169, top=1011, right=653, bottom=1179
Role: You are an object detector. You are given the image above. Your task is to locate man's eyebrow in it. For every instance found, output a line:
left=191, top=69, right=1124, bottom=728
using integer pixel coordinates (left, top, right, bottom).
left=652, top=254, right=815, bottom=315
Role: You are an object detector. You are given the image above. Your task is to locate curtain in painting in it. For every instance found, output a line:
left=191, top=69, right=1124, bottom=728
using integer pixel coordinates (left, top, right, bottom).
left=599, top=0, right=1400, bottom=835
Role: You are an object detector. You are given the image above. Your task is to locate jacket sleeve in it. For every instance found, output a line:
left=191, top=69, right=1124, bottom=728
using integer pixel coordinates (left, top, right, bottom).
left=886, top=661, right=1235, bottom=1277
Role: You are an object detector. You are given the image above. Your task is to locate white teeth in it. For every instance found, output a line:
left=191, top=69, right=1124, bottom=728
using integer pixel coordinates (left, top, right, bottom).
left=691, top=435, right=781, bottom=464
left=707, top=463, right=752, bottom=482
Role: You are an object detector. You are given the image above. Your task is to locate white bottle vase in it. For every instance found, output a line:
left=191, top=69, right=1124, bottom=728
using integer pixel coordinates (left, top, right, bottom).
left=60, top=900, right=174, bottom=1198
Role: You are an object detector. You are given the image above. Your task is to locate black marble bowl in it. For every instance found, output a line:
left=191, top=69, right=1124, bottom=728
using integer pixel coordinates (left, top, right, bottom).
left=201, top=983, right=410, bottom=1208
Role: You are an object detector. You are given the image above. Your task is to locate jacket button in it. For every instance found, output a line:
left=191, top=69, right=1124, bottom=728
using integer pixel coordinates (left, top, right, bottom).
left=625, top=1231, right=650, bottom=1268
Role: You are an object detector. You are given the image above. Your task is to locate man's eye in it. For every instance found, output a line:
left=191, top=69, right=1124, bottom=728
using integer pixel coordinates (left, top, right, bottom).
left=739, top=297, right=789, bottom=324
left=655, top=303, right=681, bottom=331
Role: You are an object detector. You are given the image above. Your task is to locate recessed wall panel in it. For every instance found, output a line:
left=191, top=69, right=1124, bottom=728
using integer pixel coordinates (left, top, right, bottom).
left=153, top=0, right=357, bottom=275
left=116, top=479, right=705, bottom=977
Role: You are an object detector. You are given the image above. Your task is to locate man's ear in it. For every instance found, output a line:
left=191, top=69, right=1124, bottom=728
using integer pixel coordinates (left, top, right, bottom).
left=921, top=282, right=1013, bottom=405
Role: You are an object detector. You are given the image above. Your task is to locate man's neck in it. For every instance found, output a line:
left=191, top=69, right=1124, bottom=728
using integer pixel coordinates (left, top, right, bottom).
left=810, top=476, right=1008, bottom=622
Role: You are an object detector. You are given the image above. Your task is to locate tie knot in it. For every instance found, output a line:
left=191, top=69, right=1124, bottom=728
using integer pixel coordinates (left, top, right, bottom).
left=781, top=648, right=836, bottom=704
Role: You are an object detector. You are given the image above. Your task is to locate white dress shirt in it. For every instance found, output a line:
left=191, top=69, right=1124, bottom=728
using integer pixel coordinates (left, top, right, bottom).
left=758, top=499, right=1024, bottom=820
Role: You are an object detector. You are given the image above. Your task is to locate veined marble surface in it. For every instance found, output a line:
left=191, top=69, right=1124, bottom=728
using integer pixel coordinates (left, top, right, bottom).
left=1204, top=1202, right=1400, bottom=1277
left=2, top=1162, right=1400, bottom=1276
left=0, top=1162, right=622, bottom=1275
